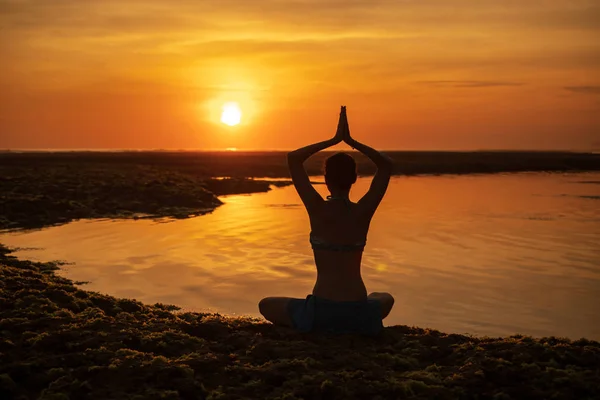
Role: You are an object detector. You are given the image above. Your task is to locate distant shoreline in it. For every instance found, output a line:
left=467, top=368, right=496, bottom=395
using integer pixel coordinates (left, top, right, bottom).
left=3, top=149, right=600, bottom=152
left=2, top=150, right=599, bottom=178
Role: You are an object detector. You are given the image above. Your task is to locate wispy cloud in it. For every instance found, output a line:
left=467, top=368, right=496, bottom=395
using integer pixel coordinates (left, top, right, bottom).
left=564, top=86, right=600, bottom=95
left=416, top=80, right=524, bottom=88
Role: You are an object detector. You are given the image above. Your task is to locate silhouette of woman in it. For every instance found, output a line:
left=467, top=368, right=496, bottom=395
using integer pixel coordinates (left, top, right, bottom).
left=259, top=106, right=395, bottom=335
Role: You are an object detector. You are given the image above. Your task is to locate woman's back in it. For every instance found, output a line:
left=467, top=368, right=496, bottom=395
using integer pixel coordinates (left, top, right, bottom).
left=309, top=198, right=369, bottom=248
left=309, top=198, right=370, bottom=301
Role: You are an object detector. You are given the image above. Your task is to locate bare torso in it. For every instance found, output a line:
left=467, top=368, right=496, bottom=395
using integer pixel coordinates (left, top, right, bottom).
left=309, top=199, right=371, bottom=301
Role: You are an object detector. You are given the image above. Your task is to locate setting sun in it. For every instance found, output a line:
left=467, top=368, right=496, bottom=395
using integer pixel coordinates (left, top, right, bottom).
left=221, top=102, right=242, bottom=126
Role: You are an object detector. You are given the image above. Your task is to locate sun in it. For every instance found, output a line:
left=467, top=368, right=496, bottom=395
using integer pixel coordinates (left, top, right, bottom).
left=220, top=102, right=242, bottom=126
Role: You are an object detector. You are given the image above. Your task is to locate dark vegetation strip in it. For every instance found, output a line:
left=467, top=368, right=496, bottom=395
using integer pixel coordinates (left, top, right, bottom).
left=1, top=150, right=599, bottom=178
left=0, top=163, right=291, bottom=230
left=1, top=244, right=599, bottom=400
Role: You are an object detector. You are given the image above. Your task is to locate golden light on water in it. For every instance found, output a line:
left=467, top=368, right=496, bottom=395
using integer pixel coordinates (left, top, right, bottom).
left=220, top=102, right=242, bottom=126
left=376, top=263, right=388, bottom=272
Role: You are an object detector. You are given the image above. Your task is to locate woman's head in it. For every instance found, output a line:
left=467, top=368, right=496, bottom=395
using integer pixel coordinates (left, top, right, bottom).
left=324, top=152, right=357, bottom=192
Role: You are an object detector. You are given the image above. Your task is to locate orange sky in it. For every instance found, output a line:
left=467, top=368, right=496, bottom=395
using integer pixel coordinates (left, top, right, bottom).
left=1, top=0, right=599, bottom=150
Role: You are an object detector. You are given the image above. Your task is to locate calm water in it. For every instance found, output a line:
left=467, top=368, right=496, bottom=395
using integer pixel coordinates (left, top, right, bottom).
left=2, top=173, right=599, bottom=340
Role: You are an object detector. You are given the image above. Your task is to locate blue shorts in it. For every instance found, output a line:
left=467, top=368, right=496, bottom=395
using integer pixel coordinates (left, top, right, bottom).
left=287, top=295, right=384, bottom=336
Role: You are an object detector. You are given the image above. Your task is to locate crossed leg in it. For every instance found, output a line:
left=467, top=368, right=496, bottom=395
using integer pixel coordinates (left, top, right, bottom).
left=259, top=293, right=395, bottom=327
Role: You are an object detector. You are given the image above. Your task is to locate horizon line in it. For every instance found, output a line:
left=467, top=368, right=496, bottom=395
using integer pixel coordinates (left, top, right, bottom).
left=1, top=147, right=599, bottom=153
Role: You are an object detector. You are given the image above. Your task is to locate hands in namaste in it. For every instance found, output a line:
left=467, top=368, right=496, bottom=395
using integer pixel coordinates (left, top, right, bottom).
left=334, top=106, right=354, bottom=145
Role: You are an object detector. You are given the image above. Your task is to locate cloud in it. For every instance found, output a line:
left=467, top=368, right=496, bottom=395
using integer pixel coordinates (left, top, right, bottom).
left=416, top=80, right=524, bottom=88
left=2, top=0, right=598, bottom=78
left=564, top=86, right=600, bottom=94
left=2, top=0, right=599, bottom=39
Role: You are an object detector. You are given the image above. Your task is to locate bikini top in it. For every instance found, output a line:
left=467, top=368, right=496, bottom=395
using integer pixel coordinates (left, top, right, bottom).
left=309, top=195, right=366, bottom=252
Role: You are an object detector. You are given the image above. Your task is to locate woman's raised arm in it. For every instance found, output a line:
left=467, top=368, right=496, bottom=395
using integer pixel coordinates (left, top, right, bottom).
left=288, top=106, right=345, bottom=212
left=342, top=108, right=393, bottom=217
